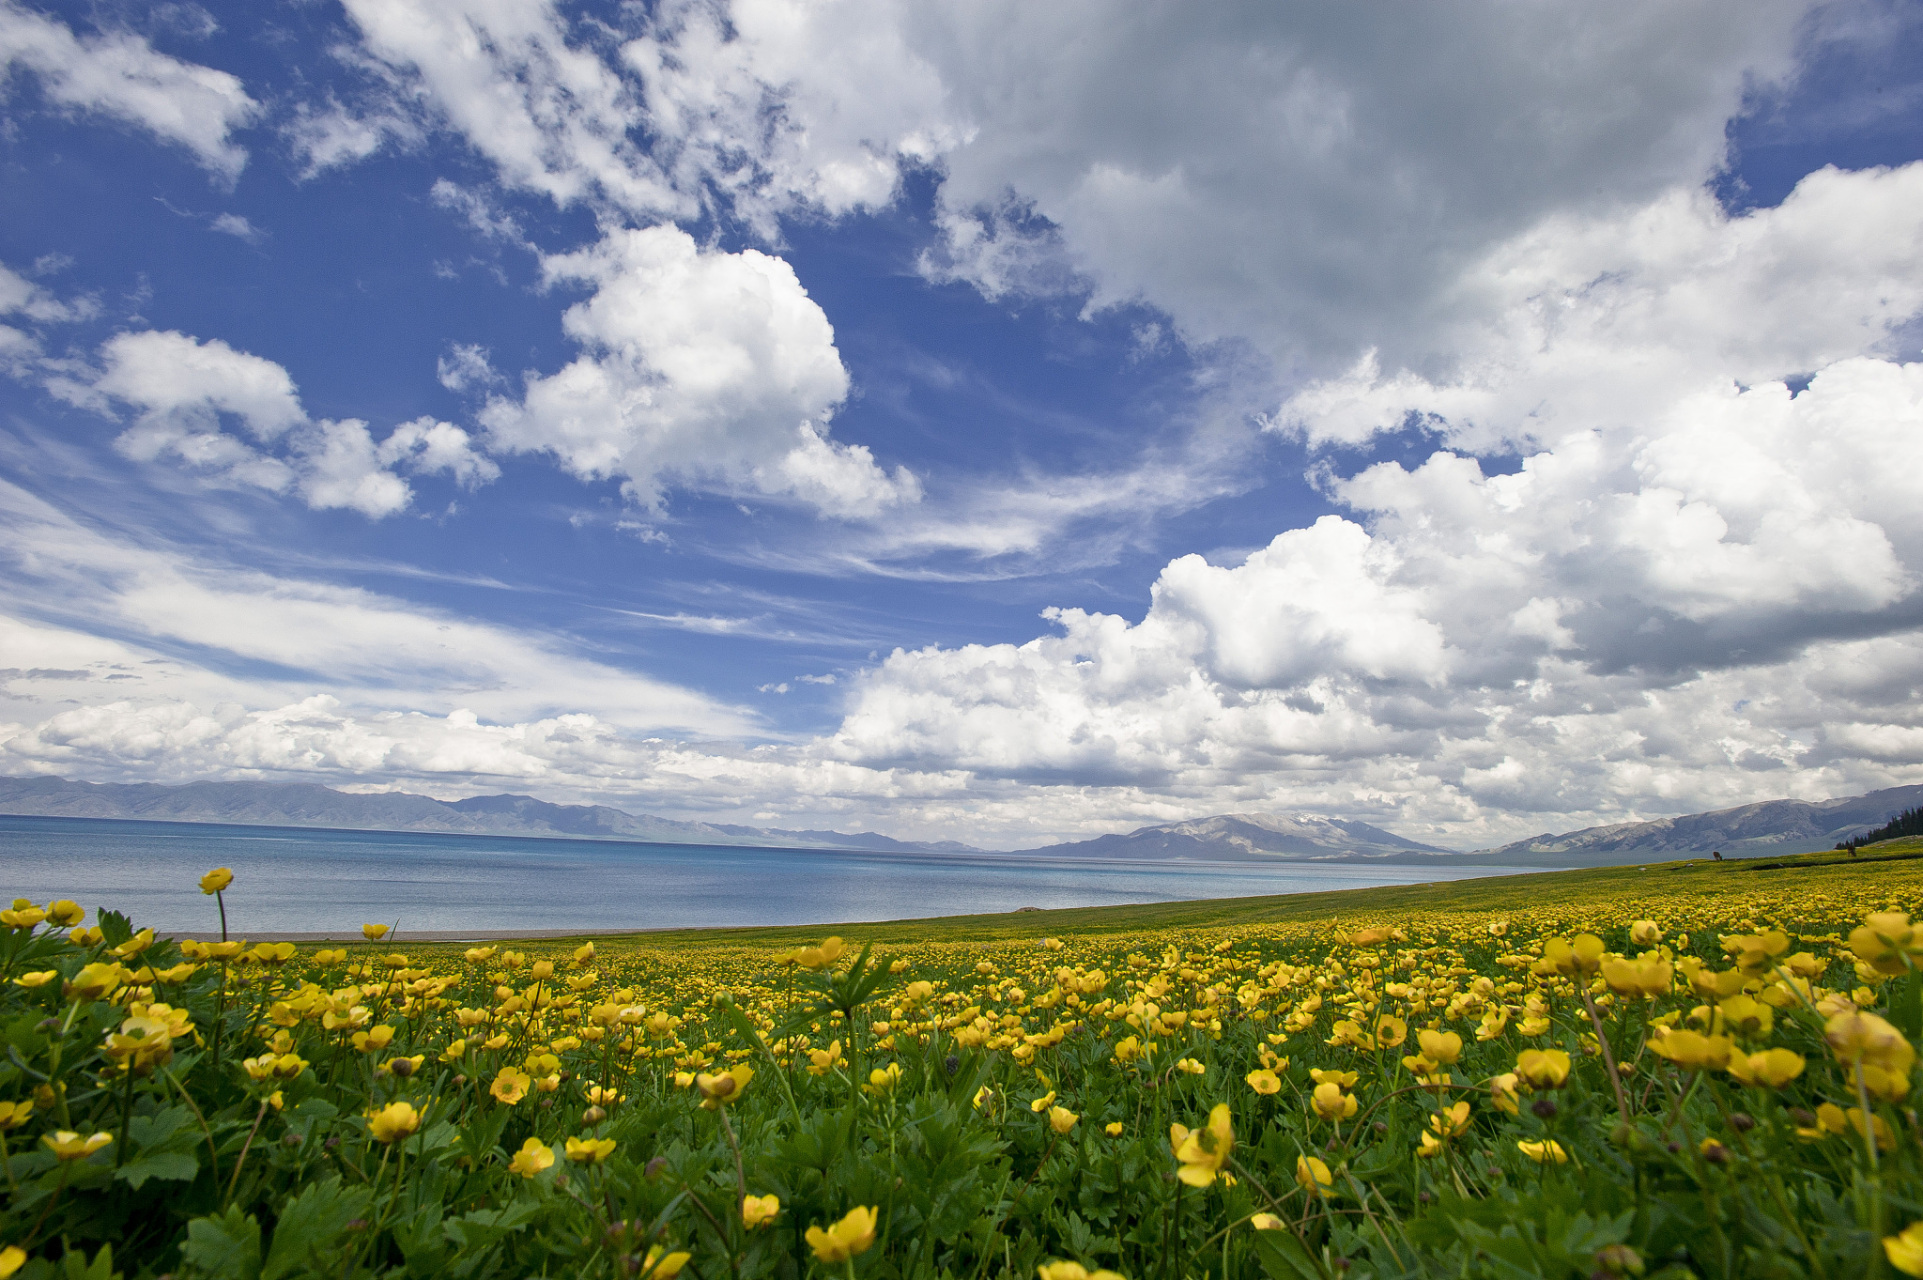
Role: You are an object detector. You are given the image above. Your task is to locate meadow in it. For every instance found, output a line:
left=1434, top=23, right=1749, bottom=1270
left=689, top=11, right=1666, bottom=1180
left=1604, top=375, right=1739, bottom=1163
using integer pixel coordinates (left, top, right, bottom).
left=6, top=844, right=1923, bottom=1279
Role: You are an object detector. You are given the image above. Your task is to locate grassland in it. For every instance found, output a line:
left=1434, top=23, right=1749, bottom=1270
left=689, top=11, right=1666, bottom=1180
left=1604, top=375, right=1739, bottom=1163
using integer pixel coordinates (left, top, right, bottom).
left=8, top=842, right=1923, bottom=1279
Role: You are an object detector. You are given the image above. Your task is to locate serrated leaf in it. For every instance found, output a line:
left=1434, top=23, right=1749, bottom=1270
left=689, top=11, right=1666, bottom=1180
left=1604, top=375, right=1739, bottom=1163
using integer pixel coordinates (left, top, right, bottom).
left=114, top=1149, right=199, bottom=1189
left=126, top=1105, right=192, bottom=1151
left=182, top=1205, right=261, bottom=1280
left=261, top=1177, right=374, bottom=1280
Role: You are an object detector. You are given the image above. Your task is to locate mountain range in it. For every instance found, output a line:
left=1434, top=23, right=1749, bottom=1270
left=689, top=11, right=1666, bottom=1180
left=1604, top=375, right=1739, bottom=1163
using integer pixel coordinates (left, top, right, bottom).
left=0, top=776, right=982, bottom=855
left=1015, top=785, right=1923, bottom=866
left=3, top=774, right=1920, bottom=868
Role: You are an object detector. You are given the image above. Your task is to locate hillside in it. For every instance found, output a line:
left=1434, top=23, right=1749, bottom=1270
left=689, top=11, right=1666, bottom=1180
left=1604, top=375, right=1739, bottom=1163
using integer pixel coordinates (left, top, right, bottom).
left=1474, top=783, right=1923, bottom=862
left=0, top=776, right=982, bottom=855
left=1018, top=811, right=1451, bottom=861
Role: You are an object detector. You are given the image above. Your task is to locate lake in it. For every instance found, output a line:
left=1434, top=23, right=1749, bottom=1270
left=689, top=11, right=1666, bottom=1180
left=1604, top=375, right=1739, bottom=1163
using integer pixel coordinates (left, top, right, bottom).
left=0, top=815, right=1540, bottom=936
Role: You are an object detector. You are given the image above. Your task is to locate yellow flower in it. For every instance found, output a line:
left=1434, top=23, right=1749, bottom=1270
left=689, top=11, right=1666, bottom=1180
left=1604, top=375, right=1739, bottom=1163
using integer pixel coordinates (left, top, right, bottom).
left=1516, top=1139, right=1568, bottom=1164
left=1725, top=1048, right=1806, bottom=1089
left=1850, top=912, right=1921, bottom=976
left=807, top=1039, right=845, bottom=1076
left=1515, top=1048, right=1572, bottom=1089
left=1417, top=1029, right=1462, bottom=1066
left=1105, top=1121, right=1125, bottom=1136
left=1048, top=1106, right=1078, bottom=1135
left=1030, top=1090, right=1058, bottom=1112
left=743, top=1193, right=781, bottom=1229
left=361, top=923, right=389, bottom=941
left=0, top=1245, right=23, bottom=1278
left=490, top=1068, right=531, bottom=1105
left=1885, top=1221, right=1923, bottom=1277
left=1601, top=955, right=1673, bottom=999
left=1629, top=920, right=1663, bottom=946
left=1250, top=1213, right=1285, bottom=1231
left=1309, top=1068, right=1358, bottom=1088
left=509, top=1138, right=555, bottom=1178
left=1428, top=1101, right=1470, bottom=1139
left=1534, top=934, right=1605, bottom=977
left=1295, top=1154, right=1333, bottom=1196
left=199, top=868, right=233, bottom=895
left=64, top=961, right=124, bottom=1002
left=1310, top=1082, right=1357, bottom=1122
left=0, top=1101, right=34, bottom=1131
left=1169, top=1103, right=1233, bottom=1186
left=1646, top=1029, right=1733, bottom=1072
left=1489, top=1073, right=1521, bottom=1116
left=1175, top=1058, right=1206, bottom=1075
left=41, top=1130, right=112, bottom=1160
left=791, top=937, right=849, bottom=971
left=365, top=1101, right=422, bottom=1144
left=1373, top=1015, right=1408, bottom=1048
left=696, top=1064, right=753, bottom=1109
left=640, top=1247, right=691, bottom=1280
left=1850, top=1106, right=1898, bottom=1151
left=352, top=1025, right=397, bottom=1053
left=104, top=1014, right=178, bottom=1074
left=12, top=971, right=57, bottom=989
left=1826, top=1010, right=1916, bottom=1101
left=1245, top=1068, right=1281, bottom=1095
left=565, top=1135, right=617, bottom=1164
left=1036, top=1264, right=1126, bottom=1280
left=807, top=1205, right=879, bottom=1262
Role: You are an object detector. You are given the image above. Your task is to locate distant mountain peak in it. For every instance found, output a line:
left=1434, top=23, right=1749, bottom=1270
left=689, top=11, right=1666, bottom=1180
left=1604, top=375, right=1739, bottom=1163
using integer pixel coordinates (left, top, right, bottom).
left=0, top=775, right=983, bottom=855
left=1023, top=809, right=1448, bottom=861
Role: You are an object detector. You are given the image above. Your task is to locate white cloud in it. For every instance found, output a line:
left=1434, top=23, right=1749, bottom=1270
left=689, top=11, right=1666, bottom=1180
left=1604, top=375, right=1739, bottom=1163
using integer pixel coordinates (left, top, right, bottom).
left=209, top=213, right=264, bottom=244
left=807, top=164, right=1923, bottom=843
left=52, top=330, right=503, bottom=518
left=0, top=1, right=255, bottom=178
left=1279, top=164, right=1923, bottom=450
left=479, top=225, right=917, bottom=518
left=0, top=480, right=750, bottom=739
left=286, top=97, right=423, bottom=177
left=612, top=1, right=1809, bottom=371
left=335, top=0, right=683, bottom=219
left=379, top=416, right=500, bottom=490
left=0, top=262, right=95, bottom=324
left=436, top=344, right=500, bottom=393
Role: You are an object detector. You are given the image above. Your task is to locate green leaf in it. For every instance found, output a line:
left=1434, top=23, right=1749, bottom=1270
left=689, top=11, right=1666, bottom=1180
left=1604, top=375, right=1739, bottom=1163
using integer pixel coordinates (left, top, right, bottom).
left=260, top=1176, right=374, bottom=1280
left=1893, top=970, right=1922, bottom=1040
left=113, top=1149, right=199, bottom=1189
left=182, top=1205, right=262, bottom=1280
left=1249, top=1227, right=1328, bottom=1280
left=58, top=1244, right=119, bottom=1280
left=95, top=910, right=134, bottom=949
left=126, top=1106, right=191, bottom=1150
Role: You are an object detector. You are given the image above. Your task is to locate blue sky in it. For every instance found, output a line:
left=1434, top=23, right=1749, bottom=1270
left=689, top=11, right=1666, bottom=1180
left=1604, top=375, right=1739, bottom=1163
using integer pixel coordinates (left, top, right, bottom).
left=2, top=0, right=1922, bottom=849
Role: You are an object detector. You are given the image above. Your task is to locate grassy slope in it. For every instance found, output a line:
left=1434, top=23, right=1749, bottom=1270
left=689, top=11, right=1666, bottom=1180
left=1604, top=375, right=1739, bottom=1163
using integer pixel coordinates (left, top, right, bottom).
left=456, top=839, right=1923, bottom=952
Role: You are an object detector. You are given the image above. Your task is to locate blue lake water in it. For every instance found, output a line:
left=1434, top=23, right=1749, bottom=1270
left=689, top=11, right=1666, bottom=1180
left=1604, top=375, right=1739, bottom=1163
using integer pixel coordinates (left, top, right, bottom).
left=0, top=815, right=1540, bottom=936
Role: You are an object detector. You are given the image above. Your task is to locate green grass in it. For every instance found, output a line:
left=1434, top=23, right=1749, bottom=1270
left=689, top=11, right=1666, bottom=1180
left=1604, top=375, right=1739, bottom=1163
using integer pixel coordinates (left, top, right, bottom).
left=438, top=847, right=1923, bottom=952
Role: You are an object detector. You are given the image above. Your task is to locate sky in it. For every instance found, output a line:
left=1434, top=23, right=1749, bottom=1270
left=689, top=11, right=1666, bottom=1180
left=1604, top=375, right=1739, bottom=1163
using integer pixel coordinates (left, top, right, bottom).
left=2, top=0, right=1922, bottom=851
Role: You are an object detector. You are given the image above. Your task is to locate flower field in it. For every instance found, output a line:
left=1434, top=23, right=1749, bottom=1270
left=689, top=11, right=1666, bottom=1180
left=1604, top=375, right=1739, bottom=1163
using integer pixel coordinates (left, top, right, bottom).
left=7, top=854, right=1923, bottom=1278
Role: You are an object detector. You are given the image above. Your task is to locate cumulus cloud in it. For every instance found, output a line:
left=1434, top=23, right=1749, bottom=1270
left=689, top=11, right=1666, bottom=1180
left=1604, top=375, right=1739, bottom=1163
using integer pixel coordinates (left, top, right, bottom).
left=610, top=1, right=1807, bottom=371
left=334, top=0, right=682, bottom=219
left=479, top=225, right=917, bottom=518
left=814, top=163, right=1923, bottom=842
left=0, top=0, right=255, bottom=178
left=52, top=330, right=499, bottom=517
